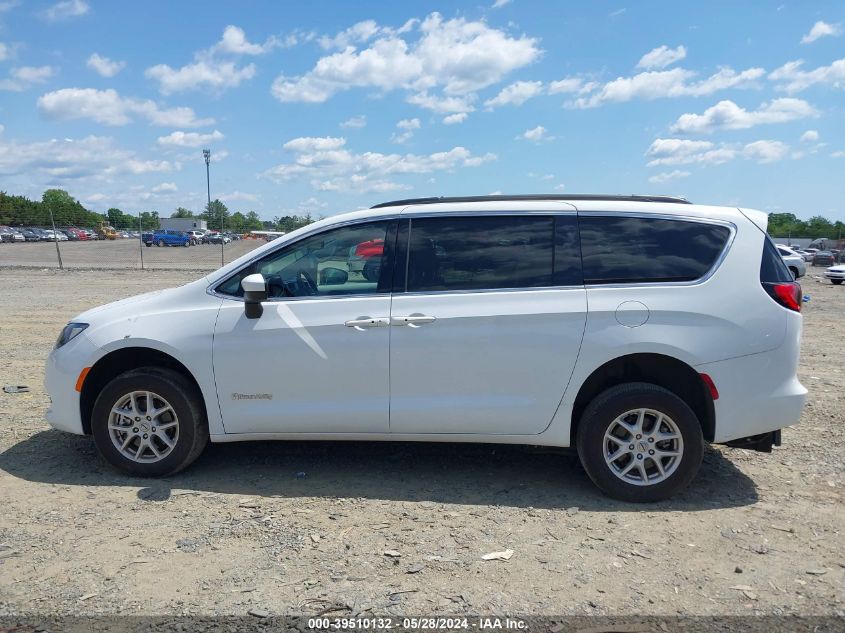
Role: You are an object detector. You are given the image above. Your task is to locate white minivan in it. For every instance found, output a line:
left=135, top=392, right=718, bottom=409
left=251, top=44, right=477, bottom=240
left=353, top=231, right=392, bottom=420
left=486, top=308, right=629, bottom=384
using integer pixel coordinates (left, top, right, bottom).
left=45, top=195, right=807, bottom=502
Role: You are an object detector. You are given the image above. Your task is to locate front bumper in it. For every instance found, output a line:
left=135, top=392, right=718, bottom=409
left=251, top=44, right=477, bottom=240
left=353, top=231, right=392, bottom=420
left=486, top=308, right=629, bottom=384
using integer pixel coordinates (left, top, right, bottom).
left=44, top=335, right=97, bottom=435
left=824, top=269, right=845, bottom=280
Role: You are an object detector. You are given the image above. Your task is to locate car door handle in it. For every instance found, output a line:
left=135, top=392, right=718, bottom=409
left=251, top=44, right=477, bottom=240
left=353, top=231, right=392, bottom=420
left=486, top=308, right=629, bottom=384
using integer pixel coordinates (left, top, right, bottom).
left=344, top=317, right=389, bottom=330
left=391, top=315, right=436, bottom=327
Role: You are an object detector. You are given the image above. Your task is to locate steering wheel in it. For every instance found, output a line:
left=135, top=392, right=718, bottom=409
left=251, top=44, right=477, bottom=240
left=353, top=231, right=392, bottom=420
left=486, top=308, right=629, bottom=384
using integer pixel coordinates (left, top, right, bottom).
left=298, top=269, right=319, bottom=295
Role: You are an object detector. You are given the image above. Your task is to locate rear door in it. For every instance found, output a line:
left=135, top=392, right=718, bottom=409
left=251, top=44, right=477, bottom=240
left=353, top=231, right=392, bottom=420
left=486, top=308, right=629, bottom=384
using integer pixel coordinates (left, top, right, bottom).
left=389, top=213, right=587, bottom=435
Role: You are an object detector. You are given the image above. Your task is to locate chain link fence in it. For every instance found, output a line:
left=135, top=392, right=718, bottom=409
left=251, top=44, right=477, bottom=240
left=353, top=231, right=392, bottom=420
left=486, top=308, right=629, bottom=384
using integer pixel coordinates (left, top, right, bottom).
left=0, top=216, right=266, bottom=272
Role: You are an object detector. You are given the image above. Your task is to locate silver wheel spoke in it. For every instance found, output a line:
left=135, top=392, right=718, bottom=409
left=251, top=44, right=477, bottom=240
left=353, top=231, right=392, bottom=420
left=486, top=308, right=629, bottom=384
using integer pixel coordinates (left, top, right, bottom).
left=603, top=407, right=684, bottom=487
left=108, top=390, right=179, bottom=464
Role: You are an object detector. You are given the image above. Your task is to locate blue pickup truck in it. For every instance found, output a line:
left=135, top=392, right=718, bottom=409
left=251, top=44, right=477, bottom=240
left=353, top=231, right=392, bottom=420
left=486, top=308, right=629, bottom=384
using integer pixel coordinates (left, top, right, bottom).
left=143, top=229, right=191, bottom=247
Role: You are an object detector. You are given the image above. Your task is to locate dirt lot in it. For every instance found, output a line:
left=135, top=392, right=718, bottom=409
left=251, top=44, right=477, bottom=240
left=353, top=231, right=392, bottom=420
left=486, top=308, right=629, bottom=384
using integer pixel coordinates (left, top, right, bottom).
left=0, top=239, right=262, bottom=270
left=0, top=268, right=842, bottom=619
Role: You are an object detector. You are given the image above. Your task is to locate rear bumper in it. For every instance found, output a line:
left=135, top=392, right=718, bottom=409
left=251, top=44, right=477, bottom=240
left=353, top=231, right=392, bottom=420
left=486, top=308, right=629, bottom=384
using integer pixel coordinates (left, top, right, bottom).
left=696, top=317, right=806, bottom=443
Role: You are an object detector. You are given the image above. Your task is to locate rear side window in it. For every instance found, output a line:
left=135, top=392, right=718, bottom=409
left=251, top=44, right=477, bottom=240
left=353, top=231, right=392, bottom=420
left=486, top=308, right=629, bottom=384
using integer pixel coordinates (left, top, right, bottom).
left=406, top=216, right=553, bottom=292
left=760, top=236, right=794, bottom=283
left=579, top=216, right=731, bottom=284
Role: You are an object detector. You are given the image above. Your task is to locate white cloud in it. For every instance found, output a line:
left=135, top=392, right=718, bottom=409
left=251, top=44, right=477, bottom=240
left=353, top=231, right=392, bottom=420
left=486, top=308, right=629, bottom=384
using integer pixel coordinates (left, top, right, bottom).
left=646, top=139, right=735, bottom=167
left=406, top=91, right=476, bottom=114
left=518, top=125, right=554, bottom=143
left=0, top=42, right=8, bottom=62
left=769, top=58, right=845, bottom=93
left=742, top=140, right=789, bottom=163
left=214, top=25, right=279, bottom=55
left=318, top=20, right=382, bottom=50
left=831, top=151, right=845, bottom=158
left=670, top=98, right=817, bottom=134
left=340, top=115, right=367, bottom=128
left=801, top=21, right=842, bottom=44
left=648, top=169, right=691, bottom=184
left=152, top=182, right=178, bottom=193
left=800, top=130, right=819, bottom=143
left=87, top=53, right=125, bottom=77
left=157, top=129, right=224, bottom=147
left=145, top=25, right=275, bottom=94
left=484, top=80, right=543, bottom=108
left=0, top=65, right=57, bottom=91
left=443, top=112, right=468, bottom=125
left=263, top=135, right=496, bottom=193
left=492, top=0, right=512, bottom=7
left=547, top=77, right=596, bottom=94
left=37, top=88, right=214, bottom=127
left=0, top=134, right=178, bottom=181
left=570, top=66, right=764, bottom=108
left=40, top=0, right=88, bottom=21
left=637, top=45, right=687, bottom=70
left=146, top=59, right=255, bottom=95
left=0, top=123, right=4, bottom=134
left=219, top=190, right=259, bottom=203
left=646, top=137, right=792, bottom=167
left=271, top=12, right=540, bottom=110
left=392, top=117, right=420, bottom=143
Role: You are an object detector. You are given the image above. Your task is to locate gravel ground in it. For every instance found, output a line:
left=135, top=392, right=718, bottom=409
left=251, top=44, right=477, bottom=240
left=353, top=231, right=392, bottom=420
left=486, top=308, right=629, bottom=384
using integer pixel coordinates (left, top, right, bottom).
left=0, top=268, right=842, bottom=619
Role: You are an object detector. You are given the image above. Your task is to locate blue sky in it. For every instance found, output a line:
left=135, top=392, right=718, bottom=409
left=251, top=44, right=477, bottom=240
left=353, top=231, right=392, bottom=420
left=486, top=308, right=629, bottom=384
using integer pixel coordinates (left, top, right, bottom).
left=1, top=0, right=844, bottom=220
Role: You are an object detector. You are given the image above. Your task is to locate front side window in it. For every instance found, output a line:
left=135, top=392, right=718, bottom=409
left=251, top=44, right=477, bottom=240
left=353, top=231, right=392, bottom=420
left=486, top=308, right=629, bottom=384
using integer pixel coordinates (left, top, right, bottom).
left=217, top=220, right=391, bottom=298
left=579, top=215, right=731, bottom=284
left=406, top=215, right=555, bottom=292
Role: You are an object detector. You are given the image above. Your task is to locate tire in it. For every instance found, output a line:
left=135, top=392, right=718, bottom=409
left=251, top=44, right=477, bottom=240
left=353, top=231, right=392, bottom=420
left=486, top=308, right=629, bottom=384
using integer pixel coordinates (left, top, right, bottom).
left=789, top=267, right=798, bottom=280
left=145, top=243, right=151, bottom=247
left=832, top=279, right=843, bottom=285
left=576, top=382, right=704, bottom=502
left=91, top=367, right=209, bottom=477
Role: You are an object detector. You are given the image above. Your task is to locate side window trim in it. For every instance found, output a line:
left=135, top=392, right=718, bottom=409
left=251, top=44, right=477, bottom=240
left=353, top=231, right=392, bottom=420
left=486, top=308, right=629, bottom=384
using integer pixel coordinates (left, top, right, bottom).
left=212, top=218, right=398, bottom=301
left=402, top=213, right=582, bottom=296
left=577, top=212, right=737, bottom=287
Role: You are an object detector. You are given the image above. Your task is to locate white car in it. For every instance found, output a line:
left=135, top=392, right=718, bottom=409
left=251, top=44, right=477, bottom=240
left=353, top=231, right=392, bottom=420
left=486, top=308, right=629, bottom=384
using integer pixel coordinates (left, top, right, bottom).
left=824, top=264, right=845, bottom=285
left=776, top=245, right=806, bottom=279
left=44, top=194, right=806, bottom=502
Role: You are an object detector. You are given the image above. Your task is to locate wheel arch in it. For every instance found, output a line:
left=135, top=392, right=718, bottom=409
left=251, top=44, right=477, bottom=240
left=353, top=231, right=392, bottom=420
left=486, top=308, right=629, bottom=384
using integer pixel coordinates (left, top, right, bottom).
left=79, top=346, right=206, bottom=435
left=570, top=353, right=715, bottom=445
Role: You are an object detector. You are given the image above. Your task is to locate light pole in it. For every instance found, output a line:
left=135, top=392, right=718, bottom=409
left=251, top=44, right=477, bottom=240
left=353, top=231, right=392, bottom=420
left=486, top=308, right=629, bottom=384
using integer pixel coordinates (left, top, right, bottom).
left=203, top=148, right=223, bottom=266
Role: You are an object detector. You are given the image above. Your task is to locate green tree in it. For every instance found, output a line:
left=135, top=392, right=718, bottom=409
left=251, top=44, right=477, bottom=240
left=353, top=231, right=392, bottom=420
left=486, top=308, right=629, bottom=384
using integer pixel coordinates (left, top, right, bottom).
left=201, top=199, right=230, bottom=232
left=244, top=211, right=264, bottom=231
left=171, top=207, right=194, bottom=218
left=228, top=211, right=246, bottom=234
left=273, top=213, right=313, bottom=233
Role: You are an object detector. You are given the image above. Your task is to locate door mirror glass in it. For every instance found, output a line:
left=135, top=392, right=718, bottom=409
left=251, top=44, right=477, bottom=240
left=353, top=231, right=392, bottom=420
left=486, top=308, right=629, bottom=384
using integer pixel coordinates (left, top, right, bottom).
left=241, top=273, right=267, bottom=319
left=319, top=267, right=349, bottom=286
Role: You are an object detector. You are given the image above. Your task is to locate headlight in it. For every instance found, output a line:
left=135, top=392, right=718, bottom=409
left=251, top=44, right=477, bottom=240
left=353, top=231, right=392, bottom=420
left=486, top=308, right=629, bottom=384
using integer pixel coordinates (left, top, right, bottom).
left=55, top=322, right=88, bottom=349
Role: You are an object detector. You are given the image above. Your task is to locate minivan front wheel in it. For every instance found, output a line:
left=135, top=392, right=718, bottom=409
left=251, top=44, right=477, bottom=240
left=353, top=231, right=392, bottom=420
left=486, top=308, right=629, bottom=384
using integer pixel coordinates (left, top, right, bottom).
left=91, top=367, right=208, bottom=477
left=577, top=382, right=703, bottom=502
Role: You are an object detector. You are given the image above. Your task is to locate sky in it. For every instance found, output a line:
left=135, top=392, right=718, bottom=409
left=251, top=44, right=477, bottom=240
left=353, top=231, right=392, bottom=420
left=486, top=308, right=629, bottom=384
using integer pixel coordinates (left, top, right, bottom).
left=1, top=0, right=844, bottom=221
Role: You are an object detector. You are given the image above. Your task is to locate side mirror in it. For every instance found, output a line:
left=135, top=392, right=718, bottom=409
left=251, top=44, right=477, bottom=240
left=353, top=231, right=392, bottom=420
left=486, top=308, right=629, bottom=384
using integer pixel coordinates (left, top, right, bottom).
left=319, top=267, right=349, bottom=285
left=241, top=273, right=267, bottom=319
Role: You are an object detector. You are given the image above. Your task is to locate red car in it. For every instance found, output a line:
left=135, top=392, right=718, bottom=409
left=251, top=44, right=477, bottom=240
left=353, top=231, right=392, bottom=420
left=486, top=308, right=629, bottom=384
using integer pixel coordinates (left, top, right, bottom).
left=64, top=227, right=89, bottom=240
left=347, top=238, right=384, bottom=280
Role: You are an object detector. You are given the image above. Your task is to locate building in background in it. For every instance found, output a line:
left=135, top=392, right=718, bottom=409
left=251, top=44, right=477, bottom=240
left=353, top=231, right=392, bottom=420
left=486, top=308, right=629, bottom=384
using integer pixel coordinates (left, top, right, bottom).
left=159, top=217, right=207, bottom=232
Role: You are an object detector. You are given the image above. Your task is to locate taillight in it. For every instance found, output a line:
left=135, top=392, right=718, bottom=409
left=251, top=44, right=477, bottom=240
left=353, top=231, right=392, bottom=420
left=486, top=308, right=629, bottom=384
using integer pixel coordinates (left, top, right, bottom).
left=699, top=373, right=719, bottom=400
left=763, top=281, right=802, bottom=312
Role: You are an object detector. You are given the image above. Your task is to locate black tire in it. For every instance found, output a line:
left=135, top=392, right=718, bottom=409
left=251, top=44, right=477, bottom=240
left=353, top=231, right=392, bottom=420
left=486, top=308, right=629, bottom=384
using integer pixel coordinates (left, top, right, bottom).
left=91, top=367, right=209, bottom=477
left=576, top=382, right=704, bottom=502
left=832, top=279, right=843, bottom=285
left=789, top=267, right=798, bottom=280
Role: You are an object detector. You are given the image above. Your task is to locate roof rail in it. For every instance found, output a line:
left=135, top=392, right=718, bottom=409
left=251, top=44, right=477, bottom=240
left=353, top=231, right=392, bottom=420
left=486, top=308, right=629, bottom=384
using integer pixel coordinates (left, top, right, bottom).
left=370, top=194, right=691, bottom=209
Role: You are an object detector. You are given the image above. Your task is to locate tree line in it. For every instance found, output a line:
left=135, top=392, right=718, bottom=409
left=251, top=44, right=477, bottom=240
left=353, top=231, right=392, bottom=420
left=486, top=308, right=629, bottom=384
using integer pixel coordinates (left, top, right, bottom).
left=767, top=213, right=845, bottom=239
left=0, top=189, right=316, bottom=234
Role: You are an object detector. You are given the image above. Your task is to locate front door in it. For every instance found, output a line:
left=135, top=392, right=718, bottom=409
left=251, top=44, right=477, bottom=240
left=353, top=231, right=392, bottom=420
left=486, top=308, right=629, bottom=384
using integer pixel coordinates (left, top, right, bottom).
left=389, top=214, right=587, bottom=435
left=213, top=220, right=395, bottom=434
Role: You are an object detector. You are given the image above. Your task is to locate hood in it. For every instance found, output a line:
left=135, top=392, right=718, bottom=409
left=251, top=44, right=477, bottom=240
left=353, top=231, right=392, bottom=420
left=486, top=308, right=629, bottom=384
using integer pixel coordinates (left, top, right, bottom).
left=827, top=264, right=845, bottom=272
left=71, top=276, right=209, bottom=323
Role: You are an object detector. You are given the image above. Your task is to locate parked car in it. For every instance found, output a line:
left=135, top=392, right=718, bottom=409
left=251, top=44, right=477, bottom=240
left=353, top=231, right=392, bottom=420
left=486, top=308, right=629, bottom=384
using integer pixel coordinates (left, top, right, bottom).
left=824, top=264, right=845, bottom=285
left=0, top=226, right=24, bottom=243
left=207, top=232, right=231, bottom=245
left=186, top=230, right=206, bottom=245
left=42, top=229, right=68, bottom=241
left=44, top=194, right=806, bottom=502
left=812, top=251, right=836, bottom=267
left=59, top=229, right=80, bottom=241
left=144, top=229, right=191, bottom=247
left=802, top=248, right=818, bottom=262
left=20, top=228, right=41, bottom=242
left=776, top=245, right=806, bottom=279
left=347, top=238, right=385, bottom=281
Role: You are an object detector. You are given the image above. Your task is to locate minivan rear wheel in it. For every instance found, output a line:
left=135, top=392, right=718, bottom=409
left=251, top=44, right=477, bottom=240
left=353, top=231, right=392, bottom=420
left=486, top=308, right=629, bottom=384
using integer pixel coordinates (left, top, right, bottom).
left=91, top=367, right=208, bottom=477
left=576, top=382, right=703, bottom=502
